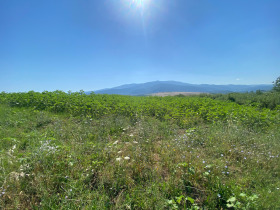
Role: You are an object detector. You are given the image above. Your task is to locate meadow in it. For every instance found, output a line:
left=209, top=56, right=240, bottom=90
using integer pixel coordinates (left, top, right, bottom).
left=0, top=91, right=279, bottom=209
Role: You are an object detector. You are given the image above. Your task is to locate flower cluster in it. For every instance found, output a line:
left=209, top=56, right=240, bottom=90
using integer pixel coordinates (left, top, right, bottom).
left=39, top=140, right=59, bottom=155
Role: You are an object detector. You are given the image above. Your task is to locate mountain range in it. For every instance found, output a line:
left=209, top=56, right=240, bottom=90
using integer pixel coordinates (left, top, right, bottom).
left=90, top=81, right=273, bottom=96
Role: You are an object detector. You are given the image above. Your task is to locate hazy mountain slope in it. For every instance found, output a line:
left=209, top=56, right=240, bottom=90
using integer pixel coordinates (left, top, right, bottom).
left=91, top=81, right=273, bottom=95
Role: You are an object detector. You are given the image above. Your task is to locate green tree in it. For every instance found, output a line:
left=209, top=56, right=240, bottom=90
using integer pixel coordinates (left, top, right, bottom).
left=273, top=76, right=280, bottom=92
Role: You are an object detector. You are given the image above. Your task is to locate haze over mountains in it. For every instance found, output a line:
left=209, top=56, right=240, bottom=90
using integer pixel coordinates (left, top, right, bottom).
left=91, top=81, right=273, bottom=96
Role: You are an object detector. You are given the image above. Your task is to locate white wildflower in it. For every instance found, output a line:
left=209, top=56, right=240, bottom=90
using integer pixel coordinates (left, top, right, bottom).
left=124, top=156, right=130, bottom=160
left=39, top=140, right=58, bottom=155
left=116, top=157, right=122, bottom=161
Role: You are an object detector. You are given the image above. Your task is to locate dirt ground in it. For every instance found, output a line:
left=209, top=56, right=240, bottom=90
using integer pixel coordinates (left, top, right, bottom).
left=149, top=92, right=204, bottom=96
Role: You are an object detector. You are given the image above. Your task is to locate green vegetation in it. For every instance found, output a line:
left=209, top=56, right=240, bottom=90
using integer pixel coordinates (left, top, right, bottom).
left=0, top=91, right=279, bottom=209
left=197, top=91, right=280, bottom=110
left=273, top=76, right=280, bottom=92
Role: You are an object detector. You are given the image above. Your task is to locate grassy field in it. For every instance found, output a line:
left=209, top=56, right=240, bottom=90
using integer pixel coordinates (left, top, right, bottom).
left=0, top=92, right=279, bottom=209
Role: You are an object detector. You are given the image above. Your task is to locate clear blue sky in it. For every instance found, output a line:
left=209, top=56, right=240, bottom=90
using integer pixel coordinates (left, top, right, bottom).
left=1, top=0, right=279, bottom=92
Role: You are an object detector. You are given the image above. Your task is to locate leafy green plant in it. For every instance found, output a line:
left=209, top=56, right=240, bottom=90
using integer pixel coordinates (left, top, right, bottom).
left=227, top=193, right=258, bottom=209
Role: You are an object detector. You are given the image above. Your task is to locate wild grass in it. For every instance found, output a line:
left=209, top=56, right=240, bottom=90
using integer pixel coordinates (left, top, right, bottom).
left=0, top=93, right=279, bottom=209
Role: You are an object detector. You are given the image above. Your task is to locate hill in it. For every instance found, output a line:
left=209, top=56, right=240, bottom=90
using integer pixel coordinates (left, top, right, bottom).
left=91, top=81, right=272, bottom=95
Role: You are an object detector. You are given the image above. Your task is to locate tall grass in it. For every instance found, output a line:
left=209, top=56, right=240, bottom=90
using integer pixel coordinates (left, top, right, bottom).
left=0, top=92, right=279, bottom=209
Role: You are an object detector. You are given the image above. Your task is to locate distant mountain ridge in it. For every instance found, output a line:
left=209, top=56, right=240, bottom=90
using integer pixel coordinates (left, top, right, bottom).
left=90, top=81, right=273, bottom=95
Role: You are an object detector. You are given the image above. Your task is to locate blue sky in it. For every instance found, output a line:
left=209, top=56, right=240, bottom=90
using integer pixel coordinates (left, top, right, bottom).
left=1, top=0, right=279, bottom=92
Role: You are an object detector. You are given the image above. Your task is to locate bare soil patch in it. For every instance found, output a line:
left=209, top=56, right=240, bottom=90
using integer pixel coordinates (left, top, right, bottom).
left=150, top=92, right=204, bottom=97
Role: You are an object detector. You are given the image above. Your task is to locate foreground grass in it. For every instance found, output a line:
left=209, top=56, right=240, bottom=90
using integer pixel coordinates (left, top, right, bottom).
left=0, top=104, right=279, bottom=209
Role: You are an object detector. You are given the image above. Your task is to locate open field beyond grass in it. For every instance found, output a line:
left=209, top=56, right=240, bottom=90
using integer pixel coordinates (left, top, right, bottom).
left=0, top=92, right=279, bottom=209
left=149, top=92, right=204, bottom=97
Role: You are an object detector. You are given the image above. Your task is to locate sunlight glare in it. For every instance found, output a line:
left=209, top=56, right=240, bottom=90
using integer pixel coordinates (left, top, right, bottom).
left=124, top=0, right=151, bottom=9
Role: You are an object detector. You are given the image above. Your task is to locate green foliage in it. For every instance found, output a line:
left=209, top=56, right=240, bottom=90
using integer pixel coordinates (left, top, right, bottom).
left=273, top=76, right=280, bottom=92
left=199, top=91, right=280, bottom=110
left=0, top=92, right=279, bottom=209
left=0, top=91, right=278, bottom=130
left=227, top=193, right=258, bottom=209
left=166, top=195, right=197, bottom=209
